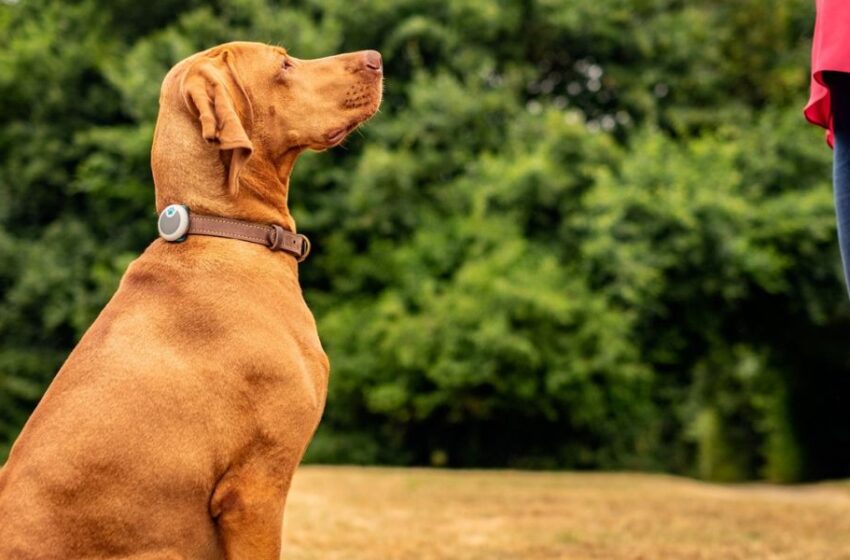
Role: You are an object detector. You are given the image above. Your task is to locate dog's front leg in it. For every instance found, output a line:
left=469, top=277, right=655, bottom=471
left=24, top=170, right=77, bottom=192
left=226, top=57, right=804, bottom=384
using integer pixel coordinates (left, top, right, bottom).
left=211, top=460, right=295, bottom=560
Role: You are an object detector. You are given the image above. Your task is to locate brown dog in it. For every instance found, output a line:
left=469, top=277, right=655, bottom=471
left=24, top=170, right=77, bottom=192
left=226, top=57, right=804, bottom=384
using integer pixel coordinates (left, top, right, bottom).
left=0, top=41, right=382, bottom=559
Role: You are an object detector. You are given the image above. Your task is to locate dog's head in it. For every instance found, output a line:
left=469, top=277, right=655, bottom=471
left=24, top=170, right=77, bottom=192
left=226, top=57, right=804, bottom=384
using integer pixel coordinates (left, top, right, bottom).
left=152, top=42, right=383, bottom=222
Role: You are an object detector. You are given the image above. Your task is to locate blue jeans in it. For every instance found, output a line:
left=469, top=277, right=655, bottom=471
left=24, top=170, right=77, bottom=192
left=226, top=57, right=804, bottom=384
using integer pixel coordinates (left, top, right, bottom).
left=825, top=71, right=850, bottom=297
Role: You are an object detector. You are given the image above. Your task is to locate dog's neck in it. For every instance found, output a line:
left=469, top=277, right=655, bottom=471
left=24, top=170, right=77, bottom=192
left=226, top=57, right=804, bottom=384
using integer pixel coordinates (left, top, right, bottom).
left=152, top=106, right=304, bottom=233
left=236, top=146, right=305, bottom=233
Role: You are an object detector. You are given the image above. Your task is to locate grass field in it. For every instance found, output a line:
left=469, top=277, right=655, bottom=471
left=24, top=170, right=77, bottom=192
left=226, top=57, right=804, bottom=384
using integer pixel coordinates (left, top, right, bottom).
left=283, top=466, right=850, bottom=560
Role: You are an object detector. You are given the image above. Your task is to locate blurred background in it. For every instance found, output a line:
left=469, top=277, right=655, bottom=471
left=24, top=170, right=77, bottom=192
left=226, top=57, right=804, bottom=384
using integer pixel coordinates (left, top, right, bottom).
left=0, top=0, right=843, bottom=483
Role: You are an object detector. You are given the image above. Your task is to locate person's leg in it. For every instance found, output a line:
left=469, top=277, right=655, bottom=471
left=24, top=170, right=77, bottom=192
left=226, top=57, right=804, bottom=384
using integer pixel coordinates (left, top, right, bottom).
left=824, top=71, right=850, bottom=298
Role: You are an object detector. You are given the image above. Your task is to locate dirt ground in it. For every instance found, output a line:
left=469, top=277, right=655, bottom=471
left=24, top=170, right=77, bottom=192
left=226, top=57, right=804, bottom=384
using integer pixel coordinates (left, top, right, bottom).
left=282, top=466, right=850, bottom=560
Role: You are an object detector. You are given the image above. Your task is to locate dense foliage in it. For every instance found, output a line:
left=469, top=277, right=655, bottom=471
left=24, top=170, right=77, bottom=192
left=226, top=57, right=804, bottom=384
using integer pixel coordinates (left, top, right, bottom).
left=0, top=0, right=845, bottom=481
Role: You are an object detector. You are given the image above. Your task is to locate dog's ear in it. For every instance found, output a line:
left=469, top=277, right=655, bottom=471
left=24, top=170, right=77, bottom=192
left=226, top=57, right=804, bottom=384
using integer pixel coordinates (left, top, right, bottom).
left=180, top=50, right=254, bottom=196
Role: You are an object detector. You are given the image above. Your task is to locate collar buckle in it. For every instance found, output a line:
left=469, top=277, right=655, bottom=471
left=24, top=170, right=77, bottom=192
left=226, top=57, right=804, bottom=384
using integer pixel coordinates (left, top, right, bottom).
left=269, top=224, right=311, bottom=262
left=296, top=234, right=311, bottom=263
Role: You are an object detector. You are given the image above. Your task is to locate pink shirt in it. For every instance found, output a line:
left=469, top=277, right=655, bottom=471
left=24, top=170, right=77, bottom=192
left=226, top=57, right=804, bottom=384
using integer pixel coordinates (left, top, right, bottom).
left=805, top=0, right=850, bottom=147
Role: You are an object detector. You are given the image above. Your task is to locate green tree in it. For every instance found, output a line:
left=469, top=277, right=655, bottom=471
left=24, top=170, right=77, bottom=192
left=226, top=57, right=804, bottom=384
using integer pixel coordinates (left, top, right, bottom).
left=1, top=0, right=844, bottom=481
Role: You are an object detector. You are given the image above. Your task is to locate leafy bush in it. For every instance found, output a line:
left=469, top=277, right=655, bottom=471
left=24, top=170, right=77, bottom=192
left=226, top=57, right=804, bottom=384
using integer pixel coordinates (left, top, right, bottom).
left=0, top=0, right=844, bottom=481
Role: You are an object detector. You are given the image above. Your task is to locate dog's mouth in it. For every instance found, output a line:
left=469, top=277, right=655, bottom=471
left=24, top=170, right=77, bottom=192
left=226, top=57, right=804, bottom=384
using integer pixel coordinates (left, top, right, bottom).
left=324, top=83, right=382, bottom=147
left=324, top=110, right=376, bottom=146
left=325, top=122, right=359, bottom=146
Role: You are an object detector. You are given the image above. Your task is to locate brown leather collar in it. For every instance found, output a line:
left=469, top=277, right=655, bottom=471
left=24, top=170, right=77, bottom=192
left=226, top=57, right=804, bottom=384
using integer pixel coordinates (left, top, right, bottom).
left=187, top=214, right=311, bottom=262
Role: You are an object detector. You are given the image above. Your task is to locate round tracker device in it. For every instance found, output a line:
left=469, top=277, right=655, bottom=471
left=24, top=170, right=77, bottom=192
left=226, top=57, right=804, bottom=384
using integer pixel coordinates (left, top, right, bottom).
left=158, top=204, right=190, bottom=242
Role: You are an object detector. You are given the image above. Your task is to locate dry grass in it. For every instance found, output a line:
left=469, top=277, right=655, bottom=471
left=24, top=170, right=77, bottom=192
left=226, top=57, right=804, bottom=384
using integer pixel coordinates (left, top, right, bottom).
left=282, top=466, right=850, bottom=560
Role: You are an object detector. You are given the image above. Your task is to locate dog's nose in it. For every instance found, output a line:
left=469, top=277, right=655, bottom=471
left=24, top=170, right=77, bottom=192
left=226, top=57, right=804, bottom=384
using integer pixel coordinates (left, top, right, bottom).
left=363, top=50, right=382, bottom=72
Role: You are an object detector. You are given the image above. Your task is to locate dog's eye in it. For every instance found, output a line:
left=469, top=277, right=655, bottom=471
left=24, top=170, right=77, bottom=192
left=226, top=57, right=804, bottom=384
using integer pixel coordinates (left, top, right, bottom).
left=281, top=58, right=294, bottom=71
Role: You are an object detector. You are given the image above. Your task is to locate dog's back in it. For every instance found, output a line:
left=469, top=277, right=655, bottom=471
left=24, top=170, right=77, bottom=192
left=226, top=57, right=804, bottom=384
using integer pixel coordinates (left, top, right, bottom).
left=0, top=238, right=329, bottom=558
